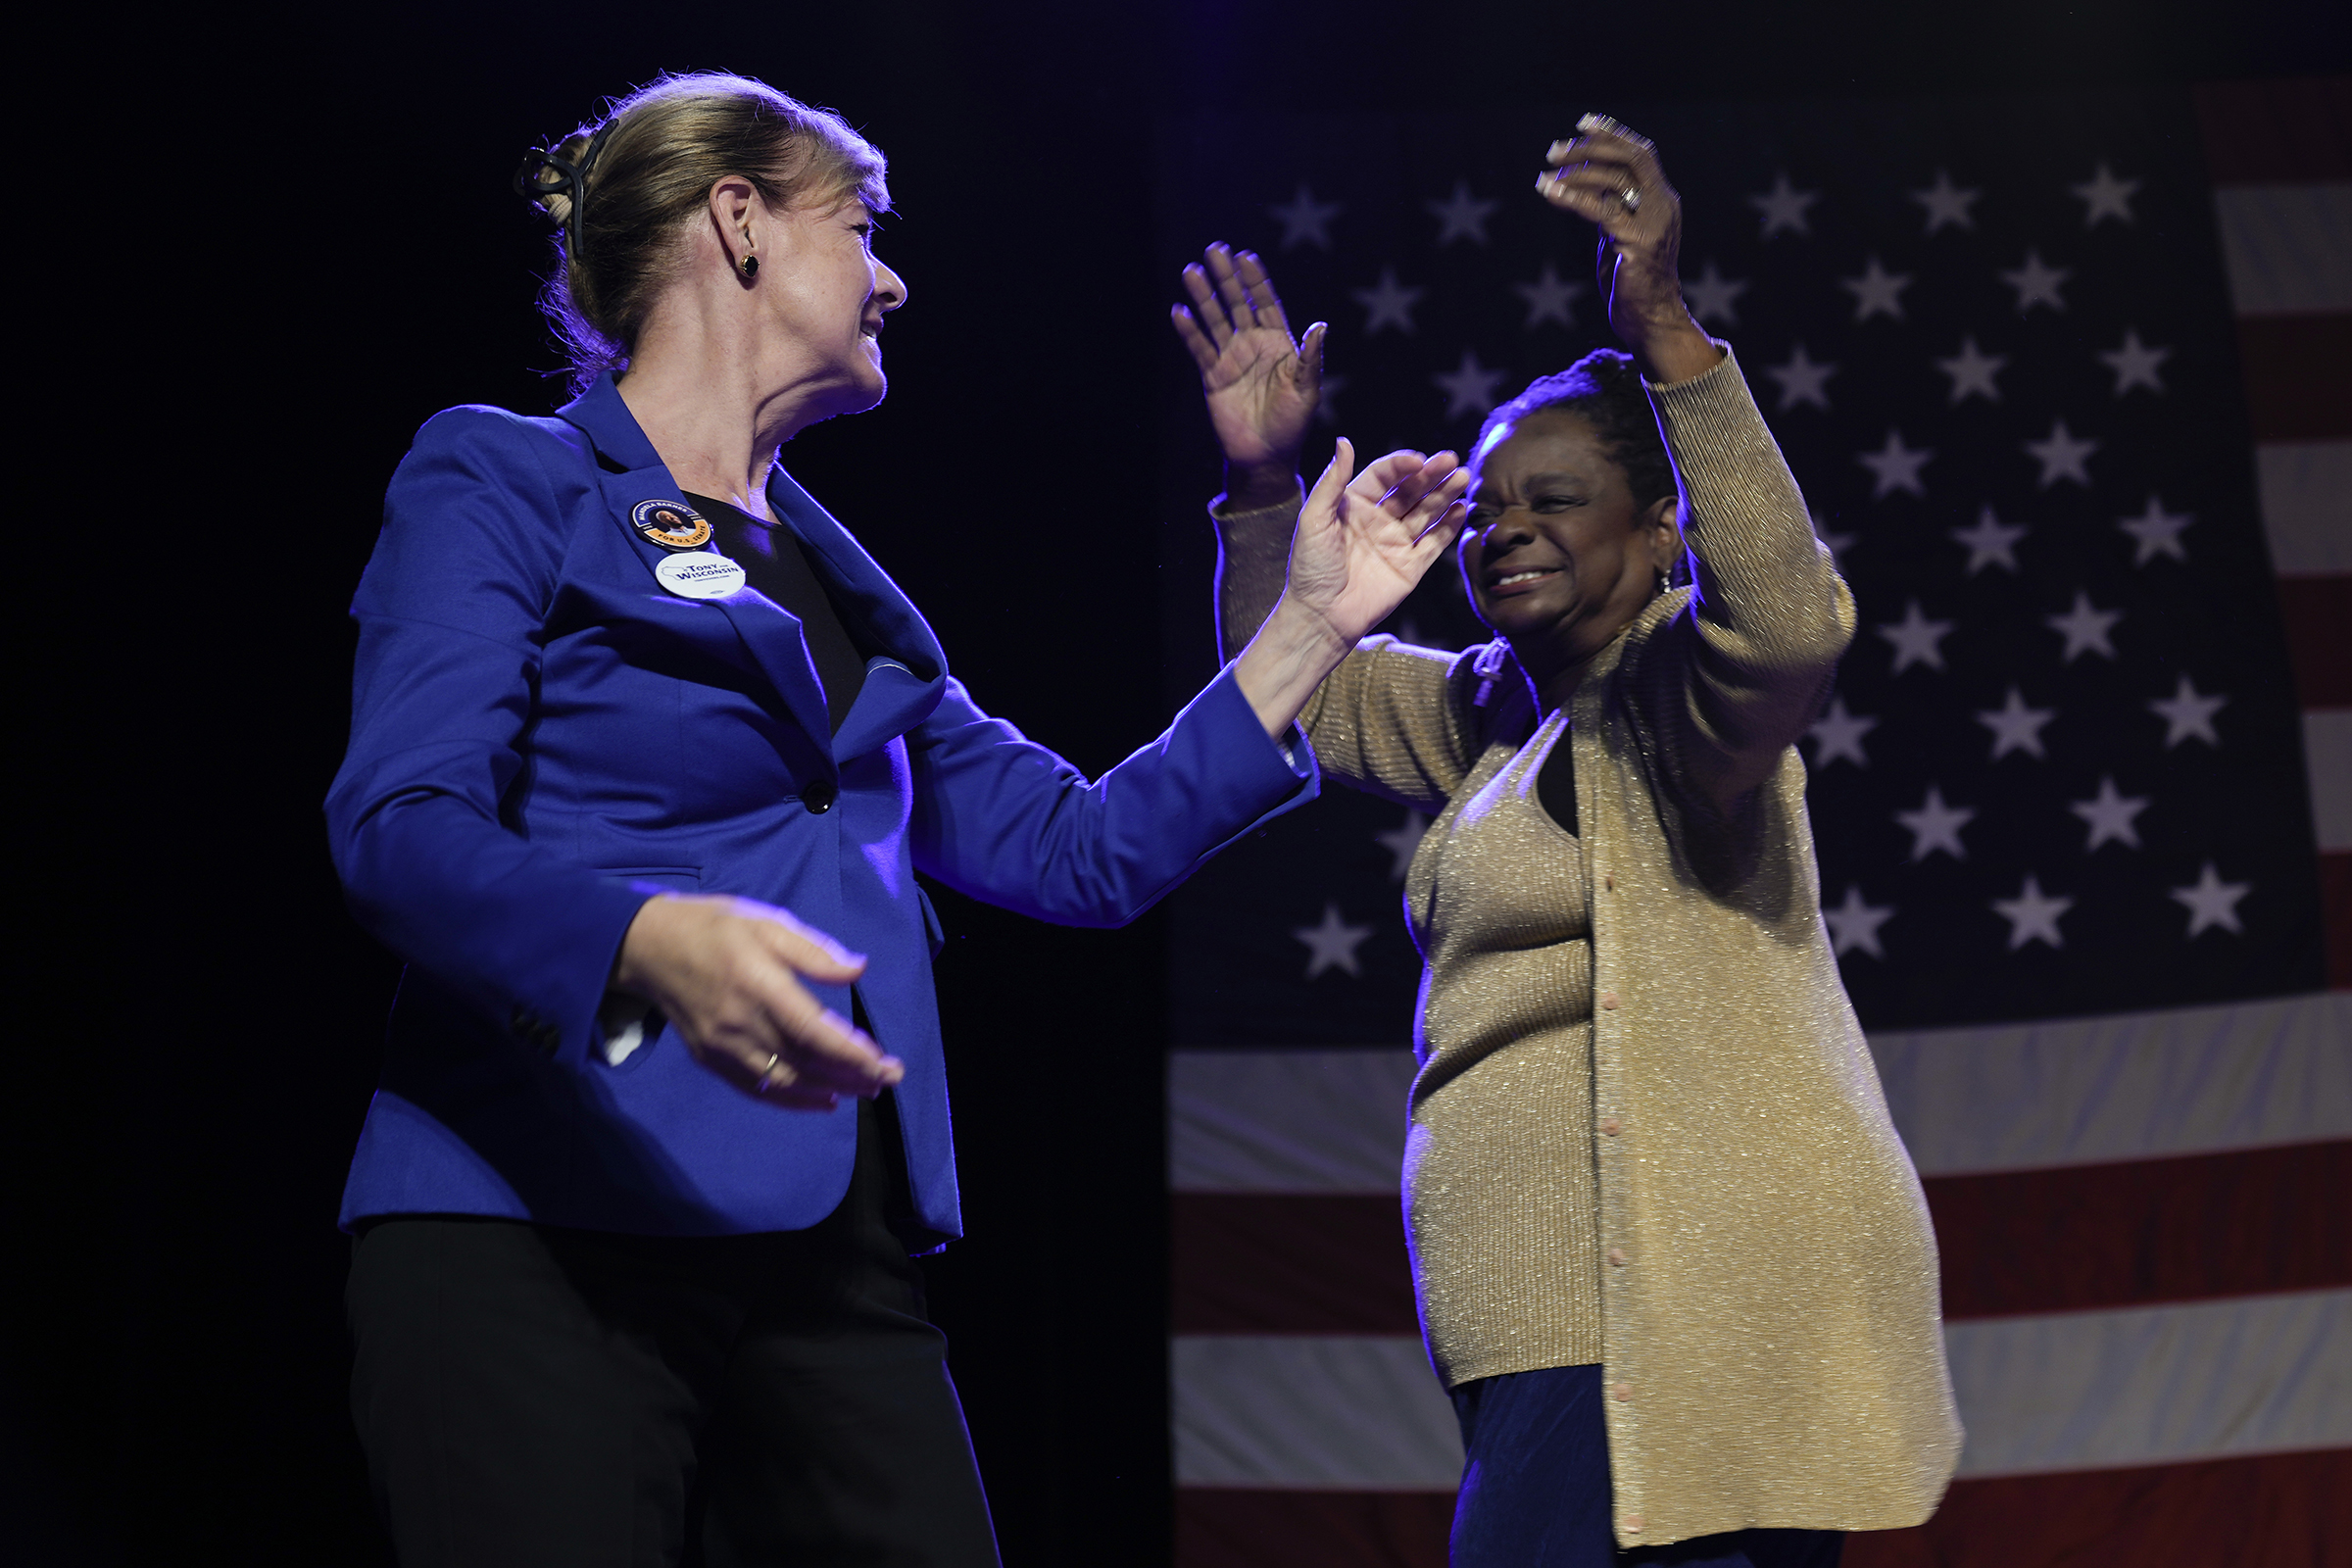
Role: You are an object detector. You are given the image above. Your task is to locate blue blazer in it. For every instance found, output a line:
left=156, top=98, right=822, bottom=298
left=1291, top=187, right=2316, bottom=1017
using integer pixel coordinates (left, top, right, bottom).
left=327, top=373, right=1314, bottom=1238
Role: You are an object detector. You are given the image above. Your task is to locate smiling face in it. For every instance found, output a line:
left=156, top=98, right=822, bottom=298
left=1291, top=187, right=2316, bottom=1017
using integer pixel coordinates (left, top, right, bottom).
left=762, top=196, right=906, bottom=419
left=1459, top=407, right=1681, bottom=674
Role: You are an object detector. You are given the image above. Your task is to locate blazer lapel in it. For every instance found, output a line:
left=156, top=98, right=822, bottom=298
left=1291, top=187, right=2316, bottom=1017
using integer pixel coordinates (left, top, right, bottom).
left=558, top=377, right=837, bottom=754
left=764, top=466, right=949, bottom=759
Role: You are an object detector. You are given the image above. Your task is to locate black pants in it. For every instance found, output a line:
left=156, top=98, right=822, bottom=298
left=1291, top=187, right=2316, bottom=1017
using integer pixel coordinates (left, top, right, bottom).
left=347, top=1103, right=999, bottom=1567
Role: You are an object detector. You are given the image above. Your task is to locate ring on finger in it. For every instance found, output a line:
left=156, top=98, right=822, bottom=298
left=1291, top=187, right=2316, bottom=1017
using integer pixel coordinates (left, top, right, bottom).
left=755, top=1051, right=785, bottom=1095
left=1620, top=187, right=1642, bottom=212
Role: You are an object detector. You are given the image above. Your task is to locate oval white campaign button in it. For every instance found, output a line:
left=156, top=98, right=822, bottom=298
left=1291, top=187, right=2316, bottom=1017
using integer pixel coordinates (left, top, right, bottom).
left=655, top=552, right=747, bottom=600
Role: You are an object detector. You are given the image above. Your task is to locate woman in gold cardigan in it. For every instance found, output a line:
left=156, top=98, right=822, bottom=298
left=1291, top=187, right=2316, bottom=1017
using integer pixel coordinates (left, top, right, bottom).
left=1172, top=118, right=1961, bottom=1566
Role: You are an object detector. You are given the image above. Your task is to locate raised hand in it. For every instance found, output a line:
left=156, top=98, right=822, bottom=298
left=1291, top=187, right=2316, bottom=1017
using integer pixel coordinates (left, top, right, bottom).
left=1287, top=444, right=1471, bottom=645
left=1537, top=115, right=1722, bottom=384
left=1231, top=444, right=1471, bottom=738
left=1173, top=244, right=1324, bottom=505
left=612, top=894, right=906, bottom=1111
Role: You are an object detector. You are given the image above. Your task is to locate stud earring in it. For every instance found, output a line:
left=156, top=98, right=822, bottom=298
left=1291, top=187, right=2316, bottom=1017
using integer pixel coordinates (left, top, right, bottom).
left=739, top=254, right=760, bottom=279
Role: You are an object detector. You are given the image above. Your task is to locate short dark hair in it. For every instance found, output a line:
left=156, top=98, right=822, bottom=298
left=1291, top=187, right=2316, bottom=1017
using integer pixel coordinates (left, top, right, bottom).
left=1470, top=348, right=1677, bottom=520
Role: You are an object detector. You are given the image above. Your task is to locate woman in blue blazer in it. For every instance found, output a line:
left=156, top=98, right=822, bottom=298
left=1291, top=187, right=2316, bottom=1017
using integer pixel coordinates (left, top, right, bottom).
left=327, top=71, right=1468, bottom=1567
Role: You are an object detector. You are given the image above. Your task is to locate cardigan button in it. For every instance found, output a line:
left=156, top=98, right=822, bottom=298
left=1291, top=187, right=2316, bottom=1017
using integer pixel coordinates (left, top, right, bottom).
left=1599, top=991, right=1620, bottom=1010
left=1608, top=1248, right=1627, bottom=1267
left=803, top=781, right=838, bottom=813
left=1599, top=1118, right=1622, bottom=1136
left=1613, top=1382, right=1633, bottom=1402
left=1604, top=873, right=1615, bottom=891
left=1624, top=1515, right=1644, bottom=1533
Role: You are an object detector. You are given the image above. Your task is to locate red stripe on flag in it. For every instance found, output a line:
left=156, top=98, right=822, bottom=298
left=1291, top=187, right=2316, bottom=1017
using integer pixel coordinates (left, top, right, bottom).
left=1927, top=1140, right=2352, bottom=1320
left=2277, top=576, right=2352, bottom=709
left=2236, top=317, right=2352, bottom=441
left=1176, top=1488, right=1451, bottom=1568
left=2192, top=75, right=2352, bottom=185
left=1172, top=1194, right=1417, bottom=1335
left=1845, top=1447, right=2352, bottom=1568
left=2324, top=851, right=2352, bottom=991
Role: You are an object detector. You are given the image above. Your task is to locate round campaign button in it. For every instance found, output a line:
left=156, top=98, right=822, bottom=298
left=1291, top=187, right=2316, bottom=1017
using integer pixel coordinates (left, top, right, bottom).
left=632, top=498, right=713, bottom=551
left=655, top=552, right=747, bottom=600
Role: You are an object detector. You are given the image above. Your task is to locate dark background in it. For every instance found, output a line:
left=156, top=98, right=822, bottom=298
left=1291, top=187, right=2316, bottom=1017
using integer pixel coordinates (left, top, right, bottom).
left=16, top=2, right=2346, bottom=1562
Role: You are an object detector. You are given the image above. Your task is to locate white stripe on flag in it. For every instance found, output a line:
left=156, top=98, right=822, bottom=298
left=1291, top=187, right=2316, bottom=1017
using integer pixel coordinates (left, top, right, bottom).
left=1871, top=991, right=2350, bottom=1176
left=2254, top=441, right=2352, bottom=575
left=1173, top=998, right=2349, bottom=1195
left=1170, top=1049, right=1416, bottom=1194
left=2305, top=711, right=2352, bottom=852
left=1948, top=1289, right=2352, bottom=1478
left=1172, top=1334, right=1461, bottom=1490
left=2212, top=184, right=2352, bottom=316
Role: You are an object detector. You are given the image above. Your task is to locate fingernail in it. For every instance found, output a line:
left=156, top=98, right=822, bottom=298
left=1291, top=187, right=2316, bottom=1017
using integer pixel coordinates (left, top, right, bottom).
left=1577, top=112, right=1602, bottom=130
left=1548, top=139, right=1571, bottom=159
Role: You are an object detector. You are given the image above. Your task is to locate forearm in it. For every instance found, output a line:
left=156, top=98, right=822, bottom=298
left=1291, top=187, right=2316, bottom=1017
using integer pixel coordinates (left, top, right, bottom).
left=1233, top=596, right=1351, bottom=738
left=1210, top=480, right=1301, bottom=662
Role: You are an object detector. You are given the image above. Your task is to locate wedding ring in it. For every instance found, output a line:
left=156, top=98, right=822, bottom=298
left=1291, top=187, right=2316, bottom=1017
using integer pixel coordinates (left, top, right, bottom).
left=1621, top=187, right=1642, bottom=212
left=756, top=1051, right=783, bottom=1094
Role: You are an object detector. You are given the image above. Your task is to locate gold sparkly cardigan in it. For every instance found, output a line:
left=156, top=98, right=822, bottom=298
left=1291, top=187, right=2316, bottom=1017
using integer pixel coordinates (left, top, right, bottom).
left=1248, top=349, right=1961, bottom=1546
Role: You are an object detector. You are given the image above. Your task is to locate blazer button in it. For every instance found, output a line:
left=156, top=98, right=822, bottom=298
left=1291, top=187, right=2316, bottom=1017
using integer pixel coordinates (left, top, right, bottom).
left=803, top=781, right=838, bottom=813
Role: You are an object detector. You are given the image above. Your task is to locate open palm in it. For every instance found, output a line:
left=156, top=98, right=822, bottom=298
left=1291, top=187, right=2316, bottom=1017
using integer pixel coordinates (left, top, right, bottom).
left=1287, top=443, right=1470, bottom=645
left=1173, top=245, right=1323, bottom=470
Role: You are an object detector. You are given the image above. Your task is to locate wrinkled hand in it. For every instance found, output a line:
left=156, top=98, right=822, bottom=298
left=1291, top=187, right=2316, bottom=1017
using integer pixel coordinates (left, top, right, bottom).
left=1284, top=444, right=1471, bottom=646
left=612, top=894, right=905, bottom=1111
left=1537, top=115, right=1716, bottom=379
left=1172, top=244, right=1323, bottom=480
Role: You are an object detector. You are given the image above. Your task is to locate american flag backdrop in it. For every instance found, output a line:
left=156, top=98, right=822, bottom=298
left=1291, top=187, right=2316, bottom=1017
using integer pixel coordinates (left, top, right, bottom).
left=1149, top=79, right=2350, bottom=1566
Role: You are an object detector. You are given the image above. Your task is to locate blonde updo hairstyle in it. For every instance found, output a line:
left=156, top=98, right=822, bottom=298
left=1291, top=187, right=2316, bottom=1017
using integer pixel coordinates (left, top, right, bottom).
left=519, top=73, right=890, bottom=395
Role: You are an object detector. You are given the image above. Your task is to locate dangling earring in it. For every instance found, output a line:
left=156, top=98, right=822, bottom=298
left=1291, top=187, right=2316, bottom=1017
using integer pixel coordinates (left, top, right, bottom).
left=739, top=254, right=760, bottom=280
left=1656, top=567, right=1672, bottom=597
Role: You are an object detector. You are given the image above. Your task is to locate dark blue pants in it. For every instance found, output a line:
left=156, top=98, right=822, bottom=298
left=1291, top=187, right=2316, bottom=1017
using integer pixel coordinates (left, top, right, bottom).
left=1449, top=1365, right=1843, bottom=1568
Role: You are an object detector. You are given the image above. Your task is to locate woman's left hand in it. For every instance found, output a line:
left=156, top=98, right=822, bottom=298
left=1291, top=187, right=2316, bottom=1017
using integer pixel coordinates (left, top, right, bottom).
left=1232, top=444, right=1470, bottom=736
left=1537, top=116, right=1721, bottom=383
left=1286, top=444, right=1472, bottom=646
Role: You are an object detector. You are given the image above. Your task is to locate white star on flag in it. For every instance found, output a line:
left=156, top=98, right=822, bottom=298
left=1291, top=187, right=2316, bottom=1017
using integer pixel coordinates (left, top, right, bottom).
left=1292, top=902, right=1375, bottom=979
left=1375, top=810, right=1429, bottom=882
left=1749, top=172, right=1819, bottom=238
left=1351, top=269, right=1425, bottom=334
left=1936, top=336, right=2008, bottom=403
left=1765, top=343, right=1837, bottom=411
left=1840, top=256, right=1913, bottom=321
left=2149, top=675, right=2228, bottom=748
left=1992, top=875, right=2074, bottom=951
left=2099, top=328, right=2172, bottom=395
left=1434, top=351, right=1506, bottom=419
left=2171, top=862, right=2252, bottom=937
left=2118, top=495, right=2192, bottom=564
left=1999, top=250, right=2072, bottom=313
left=1896, top=785, right=1977, bottom=860
left=1683, top=261, right=1749, bottom=324
left=1910, top=169, right=1982, bottom=233
left=1858, top=429, right=1934, bottom=497
left=1824, top=885, right=1894, bottom=957
left=2025, top=419, right=2099, bottom=487
left=2072, top=163, right=2142, bottom=225
left=1951, top=506, right=2027, bottom=574
left=1807, top=697, right=1877, bottom=767
left=1977, top=687, right=2057, bottom=760
left=2045, top=591, right=2123, bottom=661
left=1512, top=262, right=1583, bottom=328
left=1427, top=180, right=1499, bottom=246
left=1877, top=599, right=1953, bottom=673
left=1310, top=372, right=1348, bottom=427
left=1267, top=184, right=1343, bottom=250
left=2070, top=775, right=2150, bottom=851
